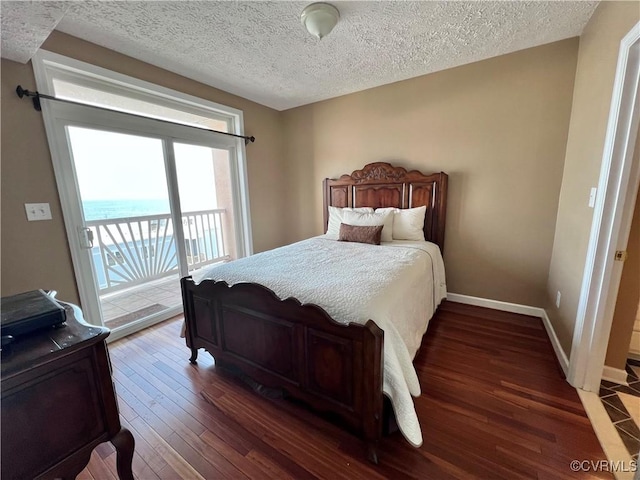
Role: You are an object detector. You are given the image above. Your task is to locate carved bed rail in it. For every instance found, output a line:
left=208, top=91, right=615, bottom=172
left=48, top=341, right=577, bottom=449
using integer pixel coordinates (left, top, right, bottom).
left=181, top=276, right=385, bottom=462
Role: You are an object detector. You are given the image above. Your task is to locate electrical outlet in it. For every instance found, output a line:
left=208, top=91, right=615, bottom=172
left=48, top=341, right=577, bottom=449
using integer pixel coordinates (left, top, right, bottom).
left=556, top=291, right=562, bottom=309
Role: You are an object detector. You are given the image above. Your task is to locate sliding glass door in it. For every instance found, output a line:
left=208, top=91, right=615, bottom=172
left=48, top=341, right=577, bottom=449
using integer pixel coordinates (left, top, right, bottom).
left=46, top=101, right=242, bottom=339
left=174, top=142, right=238, bottom=275
left=67, top=126, right=183, bottom=330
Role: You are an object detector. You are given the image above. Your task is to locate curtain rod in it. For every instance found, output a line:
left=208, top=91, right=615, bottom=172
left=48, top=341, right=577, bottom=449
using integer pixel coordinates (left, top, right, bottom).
left=15, top=85, right=256, bottom=145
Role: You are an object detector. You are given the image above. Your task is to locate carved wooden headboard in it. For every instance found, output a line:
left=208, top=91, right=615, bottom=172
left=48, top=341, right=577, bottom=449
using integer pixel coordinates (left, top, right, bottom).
left=323, top=162, right=448, bottom=252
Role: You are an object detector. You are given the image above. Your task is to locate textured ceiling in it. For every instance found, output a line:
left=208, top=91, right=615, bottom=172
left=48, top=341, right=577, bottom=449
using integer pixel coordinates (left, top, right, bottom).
left=0, top=1, right=70, bottom=63
left=2, top=1, right=598, bottom=110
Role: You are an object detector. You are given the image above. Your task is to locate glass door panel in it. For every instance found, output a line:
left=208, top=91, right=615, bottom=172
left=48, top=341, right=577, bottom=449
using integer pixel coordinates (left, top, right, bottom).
left=67, top=126, right=182, bottom=330
left=173, top=142, right=236, bottom=276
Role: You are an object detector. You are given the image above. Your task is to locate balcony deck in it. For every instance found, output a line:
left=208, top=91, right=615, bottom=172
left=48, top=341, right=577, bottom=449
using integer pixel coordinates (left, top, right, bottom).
left=100, top=275, right=182, bottom=329
left=89, top=208, right=227, bottom=330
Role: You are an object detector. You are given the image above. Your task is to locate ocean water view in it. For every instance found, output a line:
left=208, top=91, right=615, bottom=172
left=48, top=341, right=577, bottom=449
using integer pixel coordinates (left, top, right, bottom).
left=83, top=199, right=170, bottom=221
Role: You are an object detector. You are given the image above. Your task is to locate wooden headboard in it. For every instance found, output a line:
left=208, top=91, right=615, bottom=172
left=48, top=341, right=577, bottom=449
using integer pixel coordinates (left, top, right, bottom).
left=323, top=162, right=448, bottom=252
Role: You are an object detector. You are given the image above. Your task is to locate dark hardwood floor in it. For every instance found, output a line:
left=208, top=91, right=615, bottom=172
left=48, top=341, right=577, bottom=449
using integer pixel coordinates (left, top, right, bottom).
left=79, top=301, right=610, bottom=479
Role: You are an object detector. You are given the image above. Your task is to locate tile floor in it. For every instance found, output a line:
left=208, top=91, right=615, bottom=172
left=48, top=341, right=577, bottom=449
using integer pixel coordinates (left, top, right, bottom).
left=599, top=359, right=640, bottom=461
left=99, top=275, right=182, bottom=328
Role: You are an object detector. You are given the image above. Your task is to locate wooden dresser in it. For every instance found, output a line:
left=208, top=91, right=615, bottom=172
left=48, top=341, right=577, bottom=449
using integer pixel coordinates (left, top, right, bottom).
left=1, top=302, right=134, bottom=480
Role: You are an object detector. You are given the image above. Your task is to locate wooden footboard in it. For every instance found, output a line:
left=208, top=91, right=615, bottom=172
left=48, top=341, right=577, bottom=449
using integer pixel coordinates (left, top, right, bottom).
left=180, top=276, right=384, bottom=462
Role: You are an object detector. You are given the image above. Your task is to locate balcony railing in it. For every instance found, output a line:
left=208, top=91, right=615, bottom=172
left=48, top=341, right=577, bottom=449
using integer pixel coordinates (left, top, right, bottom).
left=87, top=209, right=227, bottom=294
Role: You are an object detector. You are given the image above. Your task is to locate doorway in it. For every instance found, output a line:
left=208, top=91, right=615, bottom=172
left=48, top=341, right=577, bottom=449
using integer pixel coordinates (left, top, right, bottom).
left=43, top=100, right=244, bottom=339
left=33, top=51, right=252, bottom=340
left=67, top=126, right=238, bottom=333
left=569, top=23, right=640, bottom=392
left=69, top=126, right=178, bottom=329
left=604, top=182, right=640, bottom=373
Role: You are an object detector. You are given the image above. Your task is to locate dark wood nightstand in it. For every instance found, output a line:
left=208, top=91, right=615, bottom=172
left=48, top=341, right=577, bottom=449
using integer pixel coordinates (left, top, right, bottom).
left=1, top=302, right=134, bottom=480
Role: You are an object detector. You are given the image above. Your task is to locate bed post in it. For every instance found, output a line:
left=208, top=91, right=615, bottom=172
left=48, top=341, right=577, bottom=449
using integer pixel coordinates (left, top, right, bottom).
left=180, top=276, right=199, bottom=364
left=362, top=320, right=384, bottom=464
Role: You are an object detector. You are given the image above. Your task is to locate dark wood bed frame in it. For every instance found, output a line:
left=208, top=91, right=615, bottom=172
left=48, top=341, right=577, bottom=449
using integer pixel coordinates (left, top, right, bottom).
left=181, top=162, right=448, bottom=463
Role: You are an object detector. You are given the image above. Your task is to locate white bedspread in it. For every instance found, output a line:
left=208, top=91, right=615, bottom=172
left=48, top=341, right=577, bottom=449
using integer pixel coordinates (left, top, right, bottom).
left=192, top=236, right=447, bottom=447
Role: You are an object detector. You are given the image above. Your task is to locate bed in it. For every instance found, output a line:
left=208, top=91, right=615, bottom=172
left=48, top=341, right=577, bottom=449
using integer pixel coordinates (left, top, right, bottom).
left=181, top=162, right=448, bottom=462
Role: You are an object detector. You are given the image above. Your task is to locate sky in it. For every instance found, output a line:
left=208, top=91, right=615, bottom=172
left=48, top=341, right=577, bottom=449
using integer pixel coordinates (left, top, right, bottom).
left=68, top=126, right=220, bottom=212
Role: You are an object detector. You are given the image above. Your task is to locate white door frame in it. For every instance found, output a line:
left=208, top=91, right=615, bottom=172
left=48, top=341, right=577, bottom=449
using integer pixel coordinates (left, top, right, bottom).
left=568, top=22, right=640, bottom=392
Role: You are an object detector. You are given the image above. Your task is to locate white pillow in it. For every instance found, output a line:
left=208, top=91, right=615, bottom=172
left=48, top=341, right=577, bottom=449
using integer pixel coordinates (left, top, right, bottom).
left=343, top=210, right=394, bottom=242
left=326, top=206, right=374, bottom=237
left=376, top=206, right=426, bottom=241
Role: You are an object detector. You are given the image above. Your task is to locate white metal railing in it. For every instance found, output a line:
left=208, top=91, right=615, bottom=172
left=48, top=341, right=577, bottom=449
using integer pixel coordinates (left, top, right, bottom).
left=87, top=208, right=227, bottom=293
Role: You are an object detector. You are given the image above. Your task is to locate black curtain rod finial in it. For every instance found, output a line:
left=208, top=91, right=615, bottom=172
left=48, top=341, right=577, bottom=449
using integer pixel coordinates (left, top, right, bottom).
left=16, top=85, right=42, bottom=111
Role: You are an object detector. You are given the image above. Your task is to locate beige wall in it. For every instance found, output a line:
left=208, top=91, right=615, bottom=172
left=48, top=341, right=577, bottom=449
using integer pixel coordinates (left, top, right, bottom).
left=545, top=2, right=640, bottom=356
left=1, top=60, right=80, bottom=303
left=282, top=39, right=579, bottom=307
left=1, top=32, right=286, bottom=305
left=605, top=132, right=640, bottom=370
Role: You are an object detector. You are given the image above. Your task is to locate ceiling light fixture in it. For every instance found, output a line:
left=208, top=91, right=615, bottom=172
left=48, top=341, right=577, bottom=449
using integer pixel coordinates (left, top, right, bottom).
left=301, top=3, right=340, bottom=40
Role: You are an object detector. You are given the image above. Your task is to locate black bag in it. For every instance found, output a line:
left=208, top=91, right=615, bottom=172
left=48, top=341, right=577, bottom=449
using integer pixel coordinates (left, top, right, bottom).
left=1, top=290, right=67, bottom=339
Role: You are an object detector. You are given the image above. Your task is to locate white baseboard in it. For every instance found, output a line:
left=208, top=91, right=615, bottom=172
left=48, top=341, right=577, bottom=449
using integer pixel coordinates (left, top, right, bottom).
left=538, top=309, right=570, bottom=377
left=602, top=366, right=629, bottom=385
left=628, top=331, right=640, bottom=359
left=446, top=293, right=569, bottom=376
left=445, top=293, right=541, bottom=317
left=628, top=352, right=640, bottom=362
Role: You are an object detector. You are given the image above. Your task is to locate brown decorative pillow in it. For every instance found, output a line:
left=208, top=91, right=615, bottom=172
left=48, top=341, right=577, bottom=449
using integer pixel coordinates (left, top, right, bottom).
left=338, top=223, right=383, bottom=245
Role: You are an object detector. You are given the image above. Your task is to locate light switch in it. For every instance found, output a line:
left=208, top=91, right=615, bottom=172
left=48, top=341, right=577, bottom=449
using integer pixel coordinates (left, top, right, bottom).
left=25, top=203, right=52, bottom=221
left=588, top=187, right=597, bottom=208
